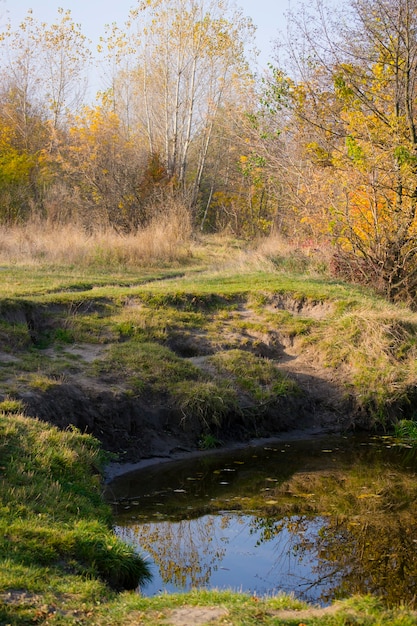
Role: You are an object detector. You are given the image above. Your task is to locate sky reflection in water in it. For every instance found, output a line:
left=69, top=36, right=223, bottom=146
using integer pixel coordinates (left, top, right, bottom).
left=107, top=435, right=417, bottom=606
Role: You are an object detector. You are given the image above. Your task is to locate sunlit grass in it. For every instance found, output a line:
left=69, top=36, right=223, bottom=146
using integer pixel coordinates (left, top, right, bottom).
left=209, top=349, right=299, bottom=404
left=0, top=413, right=151, bottom=601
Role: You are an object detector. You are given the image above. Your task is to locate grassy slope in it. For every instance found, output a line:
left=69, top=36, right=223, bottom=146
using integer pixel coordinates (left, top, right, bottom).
left=2, top=236, right=417, bottom=623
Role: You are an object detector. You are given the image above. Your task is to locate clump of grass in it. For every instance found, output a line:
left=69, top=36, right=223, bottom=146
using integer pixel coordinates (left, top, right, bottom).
left=27, top=373, right=61, bottom=392
left=174, top=379, right=238, bottom=431
left=93, top=340, right=200, bottom=394
left=0, top=397, right=24, bottom=413
left=1, top=518, right=151, bottom=590
left=198, top=433, right=222, bottom=449
left=54, top=327, right=75, bottom=343
left=209, top=349, right=299, bottom=406
left=0, top=318, right=31, bottom=351
left=394, top=419, right=417, bottom=441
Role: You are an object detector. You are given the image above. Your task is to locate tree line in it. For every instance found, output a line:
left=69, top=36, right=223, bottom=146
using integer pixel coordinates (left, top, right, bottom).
left=1, top=0, right=417, bottom=302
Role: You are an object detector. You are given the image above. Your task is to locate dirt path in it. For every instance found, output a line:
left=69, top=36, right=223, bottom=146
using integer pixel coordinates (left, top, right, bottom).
left=150, top=603, right=345, bottom=625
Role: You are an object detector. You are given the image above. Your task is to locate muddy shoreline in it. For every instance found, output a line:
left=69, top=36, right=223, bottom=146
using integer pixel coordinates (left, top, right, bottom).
left=103, top=425, right=344, bottom=482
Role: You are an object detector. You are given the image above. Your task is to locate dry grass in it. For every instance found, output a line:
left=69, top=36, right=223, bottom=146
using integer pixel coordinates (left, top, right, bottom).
left=243, top=232, right=334, bottom=275
left=0, top=204, right=193, bottom=268
left=0, top=220, right=333, bottom=274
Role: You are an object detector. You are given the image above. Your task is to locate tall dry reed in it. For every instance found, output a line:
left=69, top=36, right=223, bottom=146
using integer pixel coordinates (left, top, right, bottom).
left=0, top=203, right=193, bottom=267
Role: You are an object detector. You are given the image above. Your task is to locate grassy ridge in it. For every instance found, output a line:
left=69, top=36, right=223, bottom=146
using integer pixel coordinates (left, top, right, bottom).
left=0, top=413, right=151, bottom=609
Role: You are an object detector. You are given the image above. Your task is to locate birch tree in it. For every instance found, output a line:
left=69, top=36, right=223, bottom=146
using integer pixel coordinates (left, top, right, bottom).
left=0, top=9, right=91, bottom=132
left=37, top=8, right=91, bottom=130
left=99, top=0, right=255, bottom=208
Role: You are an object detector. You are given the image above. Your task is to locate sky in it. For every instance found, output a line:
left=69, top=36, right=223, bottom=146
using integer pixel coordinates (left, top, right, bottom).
left=2, top=0, right=291, bottom=70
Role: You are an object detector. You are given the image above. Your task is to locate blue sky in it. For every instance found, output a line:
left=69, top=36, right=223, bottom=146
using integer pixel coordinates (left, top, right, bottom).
left=2, top=0, right=291, bottom=70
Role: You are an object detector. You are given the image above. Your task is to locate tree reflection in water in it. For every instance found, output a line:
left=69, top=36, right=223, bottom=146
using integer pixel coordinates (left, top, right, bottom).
left=250, top=505, right=417, bottom=605
left=110, top=437, right=417, bottom=605
left=304, top=514, right=417, bottom=606
left=117, top=515, right=231, bottom=589
left=117, top=514, right=335, bottom=600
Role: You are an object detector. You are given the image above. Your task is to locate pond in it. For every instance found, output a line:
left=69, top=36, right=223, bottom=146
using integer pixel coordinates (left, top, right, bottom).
left=105, top=434, right=417, bottom=606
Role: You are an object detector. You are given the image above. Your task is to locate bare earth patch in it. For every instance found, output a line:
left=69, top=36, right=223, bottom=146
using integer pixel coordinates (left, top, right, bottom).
left=0, top=351, right=19, bottom=363
left=163, top=603, right=370, bottom=625
left=165, top=605, right=229, bottom=625
left=44, top=343, right=109, bottom=363
left=163, top=603, right=342, bottom=625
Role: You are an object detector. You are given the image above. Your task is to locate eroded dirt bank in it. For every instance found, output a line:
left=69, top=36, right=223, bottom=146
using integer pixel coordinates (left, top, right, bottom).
left=1, top=294, right=370, bottom=468
left=19, top=333, right=359, bottom=468
left=21, top=368, right=354, bottom=469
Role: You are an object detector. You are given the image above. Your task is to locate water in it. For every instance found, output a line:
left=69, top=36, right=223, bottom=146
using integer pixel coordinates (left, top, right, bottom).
left=105, top=434, right=417, bottom=606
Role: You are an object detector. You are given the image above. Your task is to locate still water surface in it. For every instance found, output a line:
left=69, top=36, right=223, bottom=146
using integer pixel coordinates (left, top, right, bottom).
left=106, top=435, right=417, bottom=606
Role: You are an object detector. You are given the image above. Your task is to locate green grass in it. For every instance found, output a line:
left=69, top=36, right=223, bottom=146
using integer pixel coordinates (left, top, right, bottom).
left=394, top=419, right=417, bottom=439
left=0, top=397, right=24, bottom=413
left=210, top=349, right=298, bottom=405
left=0, top=265, right=187, bottom=299
left=174, top=378, right=239, bottom=430
left=3, top=236, right=417, bottom=622
left=92, top=340, right=201, bottom=392
left=0, top=413, right=151, bottom=602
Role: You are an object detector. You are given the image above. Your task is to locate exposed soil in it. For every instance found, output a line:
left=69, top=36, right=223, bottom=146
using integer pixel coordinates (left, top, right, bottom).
left=20, top=339, right=357, bottom=472
left=165, top=606, right=229, bottom=625
left=164, top=603, right=344, bottom=626
left=1, top=295, right=365, bottom=471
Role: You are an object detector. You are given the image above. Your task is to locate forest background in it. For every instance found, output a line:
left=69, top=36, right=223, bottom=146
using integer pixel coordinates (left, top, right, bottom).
left=0, top=0, right=416, bottom=304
